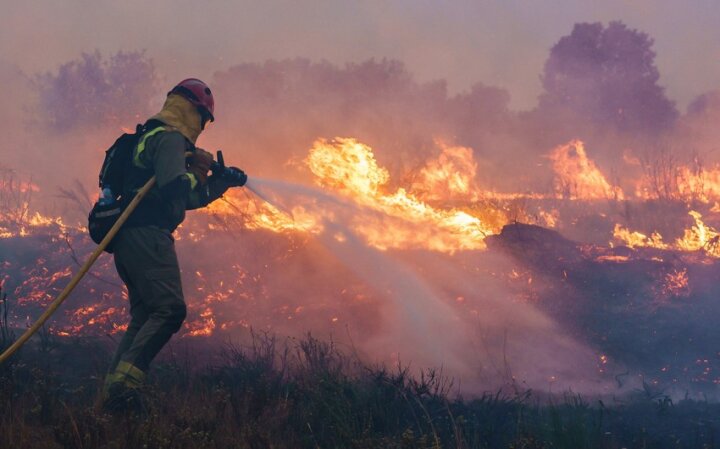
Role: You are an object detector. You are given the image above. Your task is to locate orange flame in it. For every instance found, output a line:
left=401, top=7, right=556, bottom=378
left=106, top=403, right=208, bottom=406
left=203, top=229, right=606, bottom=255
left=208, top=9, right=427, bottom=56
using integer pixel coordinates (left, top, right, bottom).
left=613, top=211, right=720, bottom=258
left=662, top=268, right=690, bottom=298
left=410, top=143, right=479, bottom=202
left=676, top=211, right=720, bottom=257
left=305, top=138, right=501, bottom=252
left=612, top=224, right=668, bottom=250
left=548, top=140, right=624, bottom=200
left=205, top=138, right=504, bottom=253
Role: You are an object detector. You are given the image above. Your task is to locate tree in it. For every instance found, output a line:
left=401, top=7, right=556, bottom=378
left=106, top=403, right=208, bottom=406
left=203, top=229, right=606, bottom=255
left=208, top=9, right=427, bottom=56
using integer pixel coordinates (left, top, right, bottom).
left=539, top=21, right=678, bottom=135
left=36, top=51, right=158, bottom=131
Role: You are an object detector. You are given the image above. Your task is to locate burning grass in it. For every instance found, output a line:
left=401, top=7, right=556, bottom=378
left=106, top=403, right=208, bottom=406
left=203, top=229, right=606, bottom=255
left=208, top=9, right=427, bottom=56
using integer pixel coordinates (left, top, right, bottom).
left=5, top=135, right=720, bottom=446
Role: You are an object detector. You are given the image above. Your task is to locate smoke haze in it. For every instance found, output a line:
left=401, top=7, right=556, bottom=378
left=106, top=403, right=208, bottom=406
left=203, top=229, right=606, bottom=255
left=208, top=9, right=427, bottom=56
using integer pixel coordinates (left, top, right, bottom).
left=2, top=1, right=719, bottom=110
left=2, top=4, right=720, bottom=396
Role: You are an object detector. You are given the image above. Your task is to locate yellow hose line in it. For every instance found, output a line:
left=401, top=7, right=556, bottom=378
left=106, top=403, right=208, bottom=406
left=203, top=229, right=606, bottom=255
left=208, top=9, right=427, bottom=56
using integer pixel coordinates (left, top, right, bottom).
left=0, top=176, right=157, bottom=364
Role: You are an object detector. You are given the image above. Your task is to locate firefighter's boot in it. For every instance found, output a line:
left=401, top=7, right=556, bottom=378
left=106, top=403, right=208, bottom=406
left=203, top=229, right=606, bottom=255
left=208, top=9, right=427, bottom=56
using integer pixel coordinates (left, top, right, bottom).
left=102, top=361, right=147, bottom=414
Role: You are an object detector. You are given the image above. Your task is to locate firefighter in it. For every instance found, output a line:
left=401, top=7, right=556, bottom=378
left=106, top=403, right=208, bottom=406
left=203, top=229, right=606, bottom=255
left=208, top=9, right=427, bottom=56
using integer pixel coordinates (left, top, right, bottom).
left=102, top=79, right=245, bottom=411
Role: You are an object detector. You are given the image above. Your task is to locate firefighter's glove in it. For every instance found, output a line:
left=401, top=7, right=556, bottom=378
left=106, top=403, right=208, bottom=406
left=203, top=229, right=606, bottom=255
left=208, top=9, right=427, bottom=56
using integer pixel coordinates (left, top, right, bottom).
left=205, top=167, right=247, bottom=203
left=222, top=166, right=248, bottom=187
left=188, top=148, right=214, bottom=186
left=207, top=175, right=230, bottom=202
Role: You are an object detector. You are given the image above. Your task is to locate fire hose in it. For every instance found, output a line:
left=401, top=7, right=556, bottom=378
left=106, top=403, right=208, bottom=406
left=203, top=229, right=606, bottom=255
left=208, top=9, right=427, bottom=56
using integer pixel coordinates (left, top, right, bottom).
left=0, top=151, right=247, bottom=364
left=0, top=175, right=157, bottom=364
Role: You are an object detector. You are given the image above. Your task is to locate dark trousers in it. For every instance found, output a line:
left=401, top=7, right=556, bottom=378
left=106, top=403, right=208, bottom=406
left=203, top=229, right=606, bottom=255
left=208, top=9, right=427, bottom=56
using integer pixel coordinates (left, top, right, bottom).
left=110, top=226, right=187, bottom=373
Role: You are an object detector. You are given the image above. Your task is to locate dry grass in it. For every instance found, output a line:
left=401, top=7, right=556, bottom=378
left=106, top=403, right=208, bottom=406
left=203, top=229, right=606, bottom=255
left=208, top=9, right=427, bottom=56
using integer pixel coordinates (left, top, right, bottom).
left=1, top=326, right=720, bottom=449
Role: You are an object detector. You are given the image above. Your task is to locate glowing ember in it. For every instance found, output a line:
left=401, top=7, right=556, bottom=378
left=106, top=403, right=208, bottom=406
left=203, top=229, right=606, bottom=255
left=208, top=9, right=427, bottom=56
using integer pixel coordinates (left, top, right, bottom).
left=187, top=306, right=216, bottom=337
left=595, top=254, right=630, bottom=263
left=662, top=268, right=690, bottom=298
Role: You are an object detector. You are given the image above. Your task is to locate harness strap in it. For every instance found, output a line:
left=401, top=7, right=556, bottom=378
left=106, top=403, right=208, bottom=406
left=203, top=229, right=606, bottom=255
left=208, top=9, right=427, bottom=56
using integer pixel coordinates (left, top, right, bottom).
left=133, top=126, right=167, bottom=169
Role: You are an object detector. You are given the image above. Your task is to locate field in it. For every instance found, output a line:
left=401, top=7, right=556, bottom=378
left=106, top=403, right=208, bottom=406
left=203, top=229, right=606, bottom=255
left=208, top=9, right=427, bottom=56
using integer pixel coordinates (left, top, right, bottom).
left=2, top=329, right=720, bottom=449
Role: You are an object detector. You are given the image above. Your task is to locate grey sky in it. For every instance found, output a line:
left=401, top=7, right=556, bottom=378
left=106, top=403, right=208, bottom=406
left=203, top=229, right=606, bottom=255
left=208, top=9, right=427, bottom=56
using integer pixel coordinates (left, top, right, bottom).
left=1, top=0, right=718, bottom=110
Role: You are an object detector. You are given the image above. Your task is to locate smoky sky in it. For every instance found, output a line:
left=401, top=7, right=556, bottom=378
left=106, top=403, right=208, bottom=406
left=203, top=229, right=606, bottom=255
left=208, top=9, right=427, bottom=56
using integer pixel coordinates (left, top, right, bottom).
left=1, top=0, right=719, bottom=111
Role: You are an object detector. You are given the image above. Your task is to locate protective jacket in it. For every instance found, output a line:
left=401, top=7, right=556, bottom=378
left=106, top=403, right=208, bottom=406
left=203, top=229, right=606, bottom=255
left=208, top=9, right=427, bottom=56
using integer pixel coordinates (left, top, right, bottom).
left=122, top=94, right=228, bottom=231
left=104, top=94, right=228, bottom=398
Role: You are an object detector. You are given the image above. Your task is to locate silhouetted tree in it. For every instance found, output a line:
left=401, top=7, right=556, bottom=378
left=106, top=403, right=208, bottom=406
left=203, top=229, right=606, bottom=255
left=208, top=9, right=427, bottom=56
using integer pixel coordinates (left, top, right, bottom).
left=36, top=51, right=158, bottom=131
left=539, top=21, right=678, bottom=135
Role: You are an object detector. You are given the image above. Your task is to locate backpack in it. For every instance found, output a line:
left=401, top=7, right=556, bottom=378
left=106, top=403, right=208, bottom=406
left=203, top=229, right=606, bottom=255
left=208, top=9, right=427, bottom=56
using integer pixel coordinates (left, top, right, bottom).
left=87, top=124, right=146, bottom=252
left=98, top=124, right=145, bottom=198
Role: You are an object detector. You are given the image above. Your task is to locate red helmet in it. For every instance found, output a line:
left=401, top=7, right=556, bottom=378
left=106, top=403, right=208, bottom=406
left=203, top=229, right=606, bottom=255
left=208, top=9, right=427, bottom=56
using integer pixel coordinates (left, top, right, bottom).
left=169, top=78, right=215, bottom=122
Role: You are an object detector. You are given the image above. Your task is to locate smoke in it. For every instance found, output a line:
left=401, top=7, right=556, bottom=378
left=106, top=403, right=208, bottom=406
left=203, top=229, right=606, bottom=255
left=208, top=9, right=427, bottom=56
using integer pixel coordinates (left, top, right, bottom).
left=247, top=178, right=613, bottom=393
left=1, top=16, right=719, bottom=395
left=2, top=1, right=719, bottom=110
left=11, top=22, right=717, bottom=210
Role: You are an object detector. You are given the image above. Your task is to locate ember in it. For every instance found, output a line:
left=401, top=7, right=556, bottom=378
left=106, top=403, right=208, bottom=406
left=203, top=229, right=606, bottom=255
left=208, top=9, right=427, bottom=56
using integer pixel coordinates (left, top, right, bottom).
left=662, top=268, right=690, bottom=298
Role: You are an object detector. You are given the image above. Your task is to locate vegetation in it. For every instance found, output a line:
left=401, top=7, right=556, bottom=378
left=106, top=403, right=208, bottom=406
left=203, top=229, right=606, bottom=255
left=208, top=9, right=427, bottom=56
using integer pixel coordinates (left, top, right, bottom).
left=1, top=325, right=720, bottom=449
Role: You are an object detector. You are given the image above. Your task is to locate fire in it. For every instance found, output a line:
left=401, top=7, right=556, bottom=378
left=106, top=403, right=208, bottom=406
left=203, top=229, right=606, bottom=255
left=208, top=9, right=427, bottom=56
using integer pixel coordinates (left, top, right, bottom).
left=205, top=138, right=505, bottom=253
left=595, top=254, right=630, bottom=263
left=612, top=211, right=720, bottom=258
left=206, top=194, right=322, bottom=235
left=612, top=224, right=668, bottom=250
left=306, top=138, right=390, bottom=199
left=630, top=151, right=720, bottom=203
left=305, top=138, right=501, bottom=252
left=676, top=166, right=720, bottom=202
left=410, top=143, right=479, bottom=202
left=662, top=268, right=690, bottom=298
left=0, top=199, right=69, bottom=239
left=548, top=140, right=624, bottom=200
left=5, top=133, right=720, bottom=345
left=676, top=211, right=720, bottom=257
left=537, top=208, right=559, bottom=228
left=187, top=306, right=216, bottom=337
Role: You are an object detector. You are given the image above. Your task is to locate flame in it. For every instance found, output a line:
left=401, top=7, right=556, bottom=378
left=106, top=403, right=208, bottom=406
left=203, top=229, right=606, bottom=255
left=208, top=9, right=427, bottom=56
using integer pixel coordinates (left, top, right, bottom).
left=676, top=166, right=720, bottom=201
left=186, top=306, right=216, bottom=337
left=595, top=254, right=630, bottom=263
left=662, top=268, right=690, bottom=298
left=548, top=140, right=624, bottom=200
left=537, top=208, right=560, bottom=228
left=307, top=138, right=391, bottom=199
left=612, top=224, right=668, bottom=250
left=7, top=134, right=720, bottom=344
left=613, top=211, right=720, bottom=258
left=0, top=201, right=68, bottom=239
left=631, top=153, right=720, bottom=203
left=410, top=143, right=479, bottom=202
left=205, top=138, right=504, bottom=253
left=676, top=211, right=720, bottom=257
left=206, top=193, right=322, bottom=235
left=305, top=138, right=501, bottom=252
